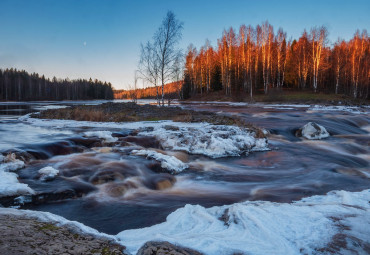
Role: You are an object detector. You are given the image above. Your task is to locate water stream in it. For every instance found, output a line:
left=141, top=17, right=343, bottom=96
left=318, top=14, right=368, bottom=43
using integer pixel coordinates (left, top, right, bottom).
left=0, top=100, right=369, bottom=235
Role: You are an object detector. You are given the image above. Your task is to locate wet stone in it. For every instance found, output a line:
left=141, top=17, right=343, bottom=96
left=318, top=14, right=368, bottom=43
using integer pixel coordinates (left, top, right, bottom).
left=137, top=241, right=203, bottom=255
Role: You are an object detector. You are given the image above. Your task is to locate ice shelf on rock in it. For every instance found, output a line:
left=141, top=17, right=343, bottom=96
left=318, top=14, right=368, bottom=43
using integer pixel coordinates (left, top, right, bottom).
left=0, top=155, right=34, bottom=197
left=84, top=131, right=118, bottom=143
left=138, top=124, right=269, bottom=158
left=132, top=149, right=188, bottom=173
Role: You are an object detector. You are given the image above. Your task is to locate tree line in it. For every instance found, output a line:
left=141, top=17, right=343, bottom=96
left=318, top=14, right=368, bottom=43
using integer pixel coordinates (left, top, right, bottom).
left=0, top=68, right=114, bottom=101
left=182, top=21, right=369, bottom=99
left=114, top=81, right=182, bottom=100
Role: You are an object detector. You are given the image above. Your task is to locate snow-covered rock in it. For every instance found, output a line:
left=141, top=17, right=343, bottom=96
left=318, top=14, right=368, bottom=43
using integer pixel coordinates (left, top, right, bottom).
left=0, top=157, right=34, bottom=197
left=117, top=189, right=370, bottom=255
left=38, top=166, right=59, bottom=181
left=132, top=150, right=188, bottom=173
left=138, top=124, right=269, bottom=158
left=296, top=122, right=330, bottom=140
left=84, top=131, right=118, bottom=143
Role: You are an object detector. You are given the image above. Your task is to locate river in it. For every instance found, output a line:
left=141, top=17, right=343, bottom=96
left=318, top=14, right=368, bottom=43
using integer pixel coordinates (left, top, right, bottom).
left=0, top=100, right=369, bottom=238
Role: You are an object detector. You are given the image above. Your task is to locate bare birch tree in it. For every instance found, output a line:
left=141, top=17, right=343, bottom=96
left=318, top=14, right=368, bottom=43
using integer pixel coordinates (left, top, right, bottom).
left=153, top=11, right=183, bottom=106
left=139, top=41, right=160, bottom=105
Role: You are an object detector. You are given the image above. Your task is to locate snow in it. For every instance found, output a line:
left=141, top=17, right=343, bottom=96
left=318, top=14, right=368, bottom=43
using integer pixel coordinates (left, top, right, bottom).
left=117, top=189, right=370, bottom=255
left=38, top=166, right=59, bottom=181
left=33, top=105, right=69, bottom=111
left=300, top=122, right=330, bottom=140
left=0, top=156, right=34, bottom=197
left=308, top=105, right=368, bottom=114
left=132, top=149, right=188, bottom=173
left=84, top=131, right=118, bottom=143
left=139, top=124, right=269, bottom=158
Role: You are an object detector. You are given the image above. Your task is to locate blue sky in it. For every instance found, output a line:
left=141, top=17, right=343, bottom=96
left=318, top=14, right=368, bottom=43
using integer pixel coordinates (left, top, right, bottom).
left=0, top=0, right=369, bottom=90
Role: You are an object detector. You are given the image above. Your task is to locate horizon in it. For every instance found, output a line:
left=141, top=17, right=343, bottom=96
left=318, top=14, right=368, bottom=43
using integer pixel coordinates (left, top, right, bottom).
left=0, top=0, right=369, bottom=90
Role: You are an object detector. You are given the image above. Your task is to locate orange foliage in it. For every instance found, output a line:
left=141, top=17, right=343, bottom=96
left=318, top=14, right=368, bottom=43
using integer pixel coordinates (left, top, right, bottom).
left=114, top=81, right=183, bottom=99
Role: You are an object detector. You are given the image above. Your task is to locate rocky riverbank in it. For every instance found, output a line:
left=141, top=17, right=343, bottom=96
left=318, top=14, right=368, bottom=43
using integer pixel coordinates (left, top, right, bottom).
left=0, top=213, right=127, bottom=255
left=0, top=210, right=204, bottom=255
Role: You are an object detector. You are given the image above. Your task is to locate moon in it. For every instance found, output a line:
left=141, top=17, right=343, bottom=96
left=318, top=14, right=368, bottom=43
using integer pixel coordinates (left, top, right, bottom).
left=83, top=41, right=87, bottom=46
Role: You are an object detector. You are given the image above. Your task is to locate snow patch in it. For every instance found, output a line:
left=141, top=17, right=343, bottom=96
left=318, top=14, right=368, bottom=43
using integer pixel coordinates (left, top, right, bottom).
left=84, top=131, right=118, bottom=143
left=117, top=189, right=370, bottom=255
left=308, top=105, right=368, bottom=114
left=38, top=166, right=59, bottom=181
left=132, top=150, right=188, bottom=173
left=33, top=105, right=69, bottom=111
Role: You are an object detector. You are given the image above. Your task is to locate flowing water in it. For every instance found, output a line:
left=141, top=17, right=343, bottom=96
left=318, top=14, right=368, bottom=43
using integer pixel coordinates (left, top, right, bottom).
left=0, top=100, right=369, bottom=235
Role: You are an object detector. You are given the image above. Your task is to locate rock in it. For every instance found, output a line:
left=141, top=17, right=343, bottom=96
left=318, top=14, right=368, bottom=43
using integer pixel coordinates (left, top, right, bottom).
left=137, top=241, right=203, bottom=255
left=296, top=122, right=330, bottom=140
left=121, top=135, right=161, bottom=148
left=144, top=174, right=176, bottom=190
left=0, top=214, right=127, bottom=255
left=89, top=170, right=125, bottom=185
left=104, top=182, right=138, bottom=197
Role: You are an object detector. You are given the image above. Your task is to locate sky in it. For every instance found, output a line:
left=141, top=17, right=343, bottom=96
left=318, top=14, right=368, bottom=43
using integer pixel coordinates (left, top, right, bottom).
left=0, top=0, right=369, bottom=90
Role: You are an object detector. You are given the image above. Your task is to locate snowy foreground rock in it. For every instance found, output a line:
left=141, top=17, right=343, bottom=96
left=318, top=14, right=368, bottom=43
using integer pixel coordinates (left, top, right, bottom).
left=296, top=122, right=330, bottom=140
left=117, top=189, right=370, bottom=255
left=0, top=154, right=34, bottom=197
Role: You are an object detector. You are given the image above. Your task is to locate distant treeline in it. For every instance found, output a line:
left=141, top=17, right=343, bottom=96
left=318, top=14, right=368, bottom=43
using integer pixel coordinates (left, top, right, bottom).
left=182, top=22, right=369, bottom=99
left=114, top=81, right=182, bottom=100
left=0, top=68, right=114, bottom=101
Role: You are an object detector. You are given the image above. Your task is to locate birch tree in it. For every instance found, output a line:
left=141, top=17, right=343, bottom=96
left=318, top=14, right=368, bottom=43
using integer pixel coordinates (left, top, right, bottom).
left=310, top=26, right=328, bottom=92
left=153, top=11, right=183, bottom=106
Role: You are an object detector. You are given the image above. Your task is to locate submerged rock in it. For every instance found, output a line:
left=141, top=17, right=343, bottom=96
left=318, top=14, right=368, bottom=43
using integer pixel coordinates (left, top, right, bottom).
left=137, top=241, right=203, bottom=255
left=144, top=174, right=176, bottom=190
left=296, top=122, right=330, bottom=140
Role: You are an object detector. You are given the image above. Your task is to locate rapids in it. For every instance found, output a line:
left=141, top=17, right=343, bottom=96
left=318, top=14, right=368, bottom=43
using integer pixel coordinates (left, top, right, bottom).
left=0, top=100, right=369, bottom=235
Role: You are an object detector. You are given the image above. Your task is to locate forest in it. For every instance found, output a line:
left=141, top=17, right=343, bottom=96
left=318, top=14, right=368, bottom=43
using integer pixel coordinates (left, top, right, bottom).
left=182, top=21, right=369, bottom=100
left=114, top=81, right=182, bottom=101
left=0, top=68, right=114, bottom=101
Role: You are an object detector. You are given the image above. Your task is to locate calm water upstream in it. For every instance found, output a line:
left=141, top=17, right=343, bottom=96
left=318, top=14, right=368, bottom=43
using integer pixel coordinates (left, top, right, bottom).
left=0, top=100, right=369, bottom=234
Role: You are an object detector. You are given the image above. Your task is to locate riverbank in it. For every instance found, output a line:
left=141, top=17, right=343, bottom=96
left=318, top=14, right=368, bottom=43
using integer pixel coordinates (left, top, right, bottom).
left=0, top=212, right=127, bottom=255
left=184, top=90, right=369, bottom=106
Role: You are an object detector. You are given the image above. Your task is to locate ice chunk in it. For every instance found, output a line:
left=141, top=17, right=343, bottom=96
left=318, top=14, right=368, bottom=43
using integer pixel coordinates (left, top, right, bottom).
left=117, top=189, right=370, bottom=255
left=132, top=150, right=188, bottom=173
left=84, top=131, right=118, bottom=143
left=38, top=166, right=59, bottom=181
left=297, top=122, right=330, bottom=140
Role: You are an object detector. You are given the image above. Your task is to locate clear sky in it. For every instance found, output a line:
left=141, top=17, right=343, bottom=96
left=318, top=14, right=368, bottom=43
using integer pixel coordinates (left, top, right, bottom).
left=0, top=0, right=369, bottom=90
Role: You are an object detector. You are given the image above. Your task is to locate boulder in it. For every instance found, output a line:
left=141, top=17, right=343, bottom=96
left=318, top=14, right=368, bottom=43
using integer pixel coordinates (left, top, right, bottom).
left=296, top=122, right=330, bottom=140
left=137, top=241, right=203, bottom=255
